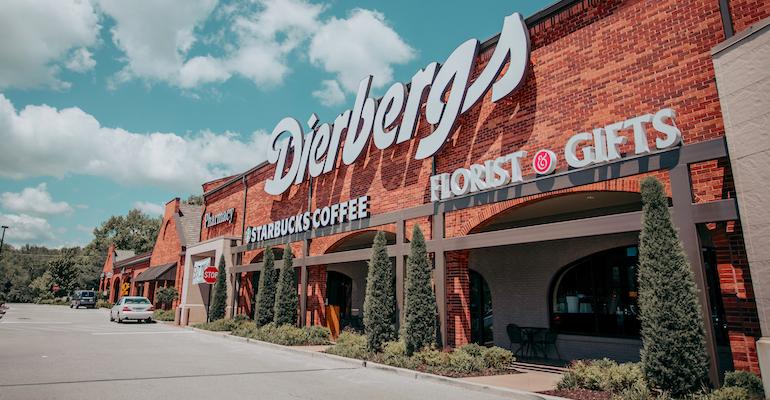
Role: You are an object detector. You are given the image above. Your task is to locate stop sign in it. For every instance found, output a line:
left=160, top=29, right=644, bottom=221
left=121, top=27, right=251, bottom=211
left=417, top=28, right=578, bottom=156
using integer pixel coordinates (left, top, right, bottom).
left=203, top=266, right=218, bottom=284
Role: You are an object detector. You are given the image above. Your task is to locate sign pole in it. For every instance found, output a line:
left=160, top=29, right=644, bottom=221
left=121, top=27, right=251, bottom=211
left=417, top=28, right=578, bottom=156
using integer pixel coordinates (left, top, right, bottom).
left=206, top=286, right=212, bottom=323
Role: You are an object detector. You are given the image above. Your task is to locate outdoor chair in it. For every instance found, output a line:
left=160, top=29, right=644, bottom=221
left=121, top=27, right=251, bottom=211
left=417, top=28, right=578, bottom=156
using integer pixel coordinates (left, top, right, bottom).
left=506, top=323, right=526, bottom=357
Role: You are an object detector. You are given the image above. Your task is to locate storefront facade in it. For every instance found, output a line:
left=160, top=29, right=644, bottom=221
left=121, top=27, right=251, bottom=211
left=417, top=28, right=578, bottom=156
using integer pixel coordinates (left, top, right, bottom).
left=178, top=0, right=770, bottom=383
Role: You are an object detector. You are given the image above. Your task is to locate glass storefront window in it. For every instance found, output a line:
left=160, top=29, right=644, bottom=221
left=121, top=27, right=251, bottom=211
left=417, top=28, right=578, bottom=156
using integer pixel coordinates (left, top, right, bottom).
left=550, top=246, right=641, bottom=337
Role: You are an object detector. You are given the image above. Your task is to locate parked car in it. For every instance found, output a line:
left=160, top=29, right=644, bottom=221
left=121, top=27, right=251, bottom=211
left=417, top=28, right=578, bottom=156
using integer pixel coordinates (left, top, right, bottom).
left=110, top=296, right=154, bottom=323
left=70, top=290, right=96, bottom=309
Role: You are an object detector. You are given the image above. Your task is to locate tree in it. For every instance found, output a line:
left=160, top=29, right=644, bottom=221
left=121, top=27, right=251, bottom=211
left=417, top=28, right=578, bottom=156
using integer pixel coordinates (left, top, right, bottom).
left=155, top=286, right=178, bottom=309
left=185, top=194, right=203, bottom=205
left=363, top=231, right=396, bottom=351
left=254, top=247, right=277, bottom=326
left=47, top=248, right=79, bottom=295
left=403, top=225, right=436, bottom=354
left=29, top=271, right=54, bottom=301
left=637, top=177, right=708, bottom=396
left=209, top=255, right=228, bottom=321
left=274, top=245, right=298, bottom=326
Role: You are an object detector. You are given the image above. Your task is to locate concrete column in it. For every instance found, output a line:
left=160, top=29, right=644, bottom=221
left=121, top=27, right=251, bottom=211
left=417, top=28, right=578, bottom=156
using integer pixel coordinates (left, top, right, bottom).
left=712, top=18, right=770, bottom=391
left=395, top=220, right=405, bottom=328
left=670, top=163, right=720, bottom=385
left=432, top=213, right=447, bottom=348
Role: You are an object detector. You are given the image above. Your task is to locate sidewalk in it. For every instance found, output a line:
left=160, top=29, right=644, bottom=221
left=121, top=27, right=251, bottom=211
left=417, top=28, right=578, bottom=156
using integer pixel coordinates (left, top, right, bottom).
left=461, top=372, right=561, bottom=393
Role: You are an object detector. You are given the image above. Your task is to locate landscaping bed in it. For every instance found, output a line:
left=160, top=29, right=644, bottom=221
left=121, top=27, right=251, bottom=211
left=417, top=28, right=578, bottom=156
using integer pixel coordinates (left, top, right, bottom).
left=194, top=317, right=331, bottom=346
left=324, top=331, right=515, bottom=378
left=548, top=359, right=765, bottom=400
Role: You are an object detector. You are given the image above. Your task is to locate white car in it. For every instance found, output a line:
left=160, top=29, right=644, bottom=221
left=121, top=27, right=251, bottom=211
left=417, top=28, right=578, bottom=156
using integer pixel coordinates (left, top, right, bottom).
left=110, top=296, right=155, bottom=323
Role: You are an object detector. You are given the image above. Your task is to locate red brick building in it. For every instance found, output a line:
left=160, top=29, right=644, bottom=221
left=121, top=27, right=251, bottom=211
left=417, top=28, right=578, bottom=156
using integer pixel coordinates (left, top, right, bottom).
left=101, top=198, right=202, bottom=308
left=176, top=0, right=770, bottom=384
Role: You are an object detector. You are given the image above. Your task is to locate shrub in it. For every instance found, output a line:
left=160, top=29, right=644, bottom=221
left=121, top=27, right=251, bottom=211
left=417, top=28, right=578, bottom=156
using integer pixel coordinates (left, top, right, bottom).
left=413, top=349, right=450, bottom=369
left=403, top=225, right=437, bottom=354
left=457, top=343, right=485, bottom=358
left=96, top=300, right=112, bottom=309
left=723, top=370, right=764, bottom=398
left=372, top=340, right=416, bottom=369
left=482, top=346, right=514, bottom=370
left=194, top=318, right=242, bottom=332
left=254, top=247, right=277, bottom=327
left=38, top=297, right=68, bottom=305
left=153, top=309, right=175, bottom=321
left=448, top=349, right=485, bottom=374
left=558, top=359, right=645, bottom=394
left=229, top=322, right=330, bottom=346
left=274, top=245, right=298, bottom=326
left=155, top=287, right=178, bottom=309
left=638, top=177, right=709, bottom=396
left=325, top=331, right=371, bottom=360
left=707, top=387, right=752, bottom=400
left=209, top=255, right=227, bottom=321
left=363, top=231, right=397, bottom=351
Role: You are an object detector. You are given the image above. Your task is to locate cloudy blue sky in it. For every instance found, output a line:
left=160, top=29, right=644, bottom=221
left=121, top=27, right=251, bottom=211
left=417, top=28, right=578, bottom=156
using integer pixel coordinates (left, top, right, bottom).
left=0, top=0, right=550, bottom=248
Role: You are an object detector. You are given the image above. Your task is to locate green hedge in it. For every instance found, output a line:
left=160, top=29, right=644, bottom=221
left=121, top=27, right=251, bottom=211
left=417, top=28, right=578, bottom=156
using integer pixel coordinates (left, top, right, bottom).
left=153, top=309, right=175, bottom=321
left=38, top=298, right=69, bottom=305
left=193, top=315, right=249, bottom=332
left=324, top=332, right=514, bottom=377
left=230, top=322, right=331, bottom=346
left=96, top=300, right=112, bottom=309
left=558, top=359, right=764, bottom=400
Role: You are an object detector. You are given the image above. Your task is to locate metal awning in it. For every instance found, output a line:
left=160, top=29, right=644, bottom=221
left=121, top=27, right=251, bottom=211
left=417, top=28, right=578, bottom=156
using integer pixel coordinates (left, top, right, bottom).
left=134, top=263, right=177, bottom=282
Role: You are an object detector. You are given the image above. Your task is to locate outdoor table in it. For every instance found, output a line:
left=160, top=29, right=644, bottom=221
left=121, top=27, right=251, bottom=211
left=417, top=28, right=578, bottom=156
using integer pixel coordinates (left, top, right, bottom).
left=519, top=327, right=547, bottom=358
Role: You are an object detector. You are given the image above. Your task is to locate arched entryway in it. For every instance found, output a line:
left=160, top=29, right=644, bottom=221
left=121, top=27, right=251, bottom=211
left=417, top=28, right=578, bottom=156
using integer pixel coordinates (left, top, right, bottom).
left=469, top=270, right=493, bottom=345
left=111, top=277, right=121, bottom=303
left=464, top=190, right=647, bottom=361
left=319, top=230, right=397, bottom=333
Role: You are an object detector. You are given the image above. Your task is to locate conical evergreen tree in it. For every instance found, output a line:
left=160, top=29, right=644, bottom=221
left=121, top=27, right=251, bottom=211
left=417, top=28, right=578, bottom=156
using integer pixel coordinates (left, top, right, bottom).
left=363, top=231, right=396, bottom=351
left=209, top=255, right=228, bottom=321
left=638, top=177, right=708, bottom=396
left=274, top=245, right=298, bottom=326
left=403, top=225, right=436, bottom=355
left=254, top=247, right=277, bottom=327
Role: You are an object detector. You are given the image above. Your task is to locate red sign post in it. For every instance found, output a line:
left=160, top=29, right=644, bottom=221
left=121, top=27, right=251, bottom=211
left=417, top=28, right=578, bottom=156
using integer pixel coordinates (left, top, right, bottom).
left=203, top=266, right=218, bottom=284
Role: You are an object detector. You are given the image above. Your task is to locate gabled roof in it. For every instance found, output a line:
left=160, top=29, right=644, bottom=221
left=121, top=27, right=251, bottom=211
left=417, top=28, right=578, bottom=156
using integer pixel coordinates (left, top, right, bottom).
left=115, top=250, right=135, bottom=262
left=114, top=251, right=152, bottom=269
left=175, top=203, right=203, bottom=247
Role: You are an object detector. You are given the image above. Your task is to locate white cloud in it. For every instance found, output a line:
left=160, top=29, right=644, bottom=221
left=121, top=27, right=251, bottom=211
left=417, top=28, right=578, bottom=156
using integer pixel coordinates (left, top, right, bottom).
left=98, top=0, right=218, bottom=85
left=0, top=213, right=55, bottom=246
left=65, top=48, right=97, bottom=73
left=133, top=201, right=164, bottom=216
left=309, top=9, right=415, bottom=93
left=0, top=183, right=73, bottom=215
left=0, top=94, right=271, bottom=191
left=0, top=0, right=100, bottom=89
left=312, top=80, right=346, bottom=107
left=101, top=0, right=324, bottom=89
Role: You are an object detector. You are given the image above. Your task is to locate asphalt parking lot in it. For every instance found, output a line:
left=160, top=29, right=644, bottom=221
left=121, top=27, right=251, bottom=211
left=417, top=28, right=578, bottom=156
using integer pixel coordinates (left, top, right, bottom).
left=0, top=303, right=539, bottom=400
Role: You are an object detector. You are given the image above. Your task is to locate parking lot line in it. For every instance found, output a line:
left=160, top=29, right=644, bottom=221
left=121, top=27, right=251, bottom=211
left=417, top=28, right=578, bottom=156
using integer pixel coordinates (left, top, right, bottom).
left=91, top=330, right=195, bottom=335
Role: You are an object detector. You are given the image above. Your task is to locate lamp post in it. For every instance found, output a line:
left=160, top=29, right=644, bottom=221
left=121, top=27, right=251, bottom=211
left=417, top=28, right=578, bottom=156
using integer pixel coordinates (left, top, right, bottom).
left=0, top=225, right=8, bottom=259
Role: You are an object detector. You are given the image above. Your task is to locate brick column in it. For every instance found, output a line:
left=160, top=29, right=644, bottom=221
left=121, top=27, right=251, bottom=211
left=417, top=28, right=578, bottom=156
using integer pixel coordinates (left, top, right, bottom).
left=446, top=250, right=471, bottom=347
left=306, top=265, right=327, bottom=326
left=711, top=221, right=762, bottom=373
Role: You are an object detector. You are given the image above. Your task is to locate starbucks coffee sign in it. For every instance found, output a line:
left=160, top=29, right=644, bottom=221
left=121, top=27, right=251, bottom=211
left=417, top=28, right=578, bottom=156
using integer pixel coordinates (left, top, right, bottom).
left=264, top=13, right=531, bottom=195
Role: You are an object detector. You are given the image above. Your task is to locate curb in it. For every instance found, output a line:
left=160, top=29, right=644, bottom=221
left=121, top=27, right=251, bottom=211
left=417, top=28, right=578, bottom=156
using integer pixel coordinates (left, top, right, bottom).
left=182, top=326, right=567, bottom=400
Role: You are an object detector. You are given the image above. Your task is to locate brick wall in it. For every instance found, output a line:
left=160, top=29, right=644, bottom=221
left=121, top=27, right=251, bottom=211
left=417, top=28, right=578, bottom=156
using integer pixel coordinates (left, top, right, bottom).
left=709, top=221, right=762, bottom=373
left=729, top=0, right=770, bottom=33
left=305, top=265, right=327, bottom=326
left=446, top=250, right=471, bottom=347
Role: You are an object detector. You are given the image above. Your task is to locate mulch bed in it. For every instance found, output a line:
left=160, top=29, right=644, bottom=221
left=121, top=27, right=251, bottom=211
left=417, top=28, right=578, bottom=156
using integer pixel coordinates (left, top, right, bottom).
left=539, top=389, right=612, bottom=400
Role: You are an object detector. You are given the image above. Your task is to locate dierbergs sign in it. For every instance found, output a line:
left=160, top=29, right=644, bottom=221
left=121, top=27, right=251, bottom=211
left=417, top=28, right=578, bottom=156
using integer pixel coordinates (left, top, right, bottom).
left=263, top=13, right=531, bottom=195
